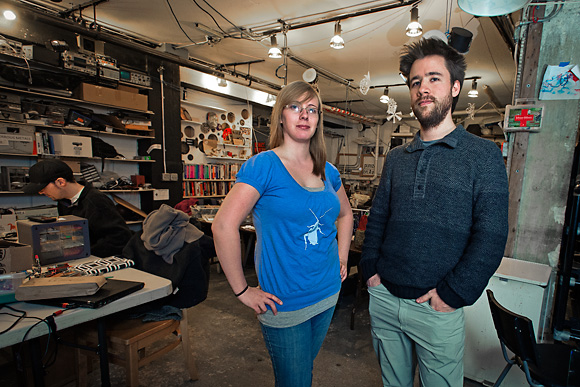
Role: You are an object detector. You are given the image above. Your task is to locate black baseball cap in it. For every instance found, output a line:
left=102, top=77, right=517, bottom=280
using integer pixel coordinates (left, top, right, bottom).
left=23, top=159, right=74, bottom=194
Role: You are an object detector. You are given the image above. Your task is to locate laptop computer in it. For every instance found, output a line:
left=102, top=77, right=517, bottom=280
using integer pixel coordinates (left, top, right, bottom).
left=32, top=279, right=145, bottom=309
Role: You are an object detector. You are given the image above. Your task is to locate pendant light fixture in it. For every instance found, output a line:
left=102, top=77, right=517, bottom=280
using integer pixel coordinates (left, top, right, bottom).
left=330, top=21, right=345, bottom=50
left=268, top=35, right=282, bottom=59
left=406, top=7, right=422, bottom=37
left=458, top=0, right=531, bottom=16
left=379, top=88, right=390, bottom=104
left=468, top=79, right=478, bottom=98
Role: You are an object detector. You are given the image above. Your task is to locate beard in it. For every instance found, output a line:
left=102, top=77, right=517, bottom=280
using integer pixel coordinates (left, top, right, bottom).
left=412, top=91, right=453, bottom=130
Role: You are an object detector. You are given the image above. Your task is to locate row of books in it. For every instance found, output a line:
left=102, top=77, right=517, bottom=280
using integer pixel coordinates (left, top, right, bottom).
left=35, top=131, right=66, bottom=155
left=183, top=180, right=235, bottom=197
left=34, top=131, right=92, bottom=157
left=35, top=131, right=53, bottom=155
left=183, top=163, right=240, bottom=180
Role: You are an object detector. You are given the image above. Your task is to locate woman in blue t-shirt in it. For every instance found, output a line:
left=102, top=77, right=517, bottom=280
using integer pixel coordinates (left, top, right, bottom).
left=212, top=80, right=353, bottom=386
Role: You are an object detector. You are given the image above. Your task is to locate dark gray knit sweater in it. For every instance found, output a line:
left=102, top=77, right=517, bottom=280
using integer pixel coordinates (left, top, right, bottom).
left=360, top=125, right=509, bottom=309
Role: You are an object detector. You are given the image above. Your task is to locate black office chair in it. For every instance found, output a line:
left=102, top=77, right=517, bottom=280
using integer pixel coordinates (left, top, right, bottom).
left=486, top=290, right=578, bottom=387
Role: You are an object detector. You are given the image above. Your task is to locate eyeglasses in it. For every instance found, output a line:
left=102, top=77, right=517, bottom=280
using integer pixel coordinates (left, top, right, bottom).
left=284, top=103, right=319, bottom=116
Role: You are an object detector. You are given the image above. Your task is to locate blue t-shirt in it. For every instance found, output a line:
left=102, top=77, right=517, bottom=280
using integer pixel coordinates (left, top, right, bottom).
left=236, top=150, right=343, bottom=312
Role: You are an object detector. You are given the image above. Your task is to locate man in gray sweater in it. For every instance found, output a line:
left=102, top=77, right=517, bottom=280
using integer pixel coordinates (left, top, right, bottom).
left=361, top=38, right=509, bottom=386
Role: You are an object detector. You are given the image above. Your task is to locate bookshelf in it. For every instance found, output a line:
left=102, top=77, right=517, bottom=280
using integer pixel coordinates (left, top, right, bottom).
left=180, top=87, right=253, bottom=199
left=182, top=163, right=239, bottom=198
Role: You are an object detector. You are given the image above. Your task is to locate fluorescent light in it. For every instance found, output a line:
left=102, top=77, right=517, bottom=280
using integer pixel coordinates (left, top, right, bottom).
left=406, top=8, right=422, bottom=37
left=330, top=21, right=345, bottom=50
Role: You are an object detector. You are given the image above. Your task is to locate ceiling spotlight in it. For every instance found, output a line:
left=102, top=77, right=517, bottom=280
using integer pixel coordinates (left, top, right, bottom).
left=3, top=10, right=16, bottom=20
left=330, top=21, right=345, bottom=50
left=406, top=7, right=422, bottom=37
left=468, top=79, right=479, bottom=98
left=216, top=75, right=227, bottom=87
left=379, top=88, right=390, bottom=104
left=268, top=35, right=282, bottom=59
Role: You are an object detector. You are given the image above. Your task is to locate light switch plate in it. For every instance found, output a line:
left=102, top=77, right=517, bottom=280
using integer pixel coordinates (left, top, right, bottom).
left=153, top=189, right=169, bottom=201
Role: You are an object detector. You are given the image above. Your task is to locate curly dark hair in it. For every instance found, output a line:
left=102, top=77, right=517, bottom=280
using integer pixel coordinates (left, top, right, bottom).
left=399, top=38, right=467, bottom=112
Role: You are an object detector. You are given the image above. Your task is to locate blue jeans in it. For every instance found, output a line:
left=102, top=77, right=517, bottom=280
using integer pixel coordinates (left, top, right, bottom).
left=260, top=306, right=335, bottom=387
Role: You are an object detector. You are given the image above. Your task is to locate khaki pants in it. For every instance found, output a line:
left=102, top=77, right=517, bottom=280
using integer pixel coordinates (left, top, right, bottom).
left=368, top=284, right=465, bottom=387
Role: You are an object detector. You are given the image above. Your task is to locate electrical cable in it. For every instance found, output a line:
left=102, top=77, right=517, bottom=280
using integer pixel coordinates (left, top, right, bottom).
left=478, top=20, right=513, bottom=95
left=248, top=0, right=415, bottom=32
left=165, top=0, right=199, bottom=44
left=193, top=0, right=235, bottom=38
left=0, top=304, right=27, bottom=334
left=2, top=305, right=77, bottom=374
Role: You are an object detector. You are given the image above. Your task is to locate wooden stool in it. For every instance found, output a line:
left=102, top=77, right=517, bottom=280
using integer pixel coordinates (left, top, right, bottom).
left=77, top=309, right=198, bottom=387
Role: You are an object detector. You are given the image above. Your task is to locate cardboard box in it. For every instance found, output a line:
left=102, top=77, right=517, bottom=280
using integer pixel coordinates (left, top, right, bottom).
left=0, top=123, right=34, bottom=154
left=0, top=209, right=17, bottom=237
left=50, top=134, right=93, bottom=157
left=75, top=83, right=148, bottom=111
left=62, top=159, right=81, bottom=173
left=117, top=84, right=139, bottom=94
left=0, top=241, right=33, bottom=272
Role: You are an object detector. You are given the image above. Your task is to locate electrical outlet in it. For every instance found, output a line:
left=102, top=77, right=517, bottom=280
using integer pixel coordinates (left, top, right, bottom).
left=161, top=173, right=171, bottom=181
left=170, top=173, right=178, bottom=181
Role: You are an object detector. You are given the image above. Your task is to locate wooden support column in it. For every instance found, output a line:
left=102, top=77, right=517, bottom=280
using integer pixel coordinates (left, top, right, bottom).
left=504, top=9, right=544, bottom=257
left=505, top=3, right=580, bottom=265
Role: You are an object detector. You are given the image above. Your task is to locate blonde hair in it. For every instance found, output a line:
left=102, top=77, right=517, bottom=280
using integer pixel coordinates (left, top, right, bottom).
left=269, top=81, right=327, bottom=180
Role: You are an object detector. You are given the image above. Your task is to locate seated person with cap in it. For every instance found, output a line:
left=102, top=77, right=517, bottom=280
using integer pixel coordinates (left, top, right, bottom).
left=23, top=159, right=133, bottom=258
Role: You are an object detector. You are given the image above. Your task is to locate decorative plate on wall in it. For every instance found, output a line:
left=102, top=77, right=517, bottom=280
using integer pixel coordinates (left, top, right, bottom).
left=227, top=112, right=235, bottom=123
left=207, top=112, right=218, bottom=129
left=241, top=108, right=250, bottom=120
left=181, top=141, right=190, bottom=154
left=183, top=125, right=195, bottom=138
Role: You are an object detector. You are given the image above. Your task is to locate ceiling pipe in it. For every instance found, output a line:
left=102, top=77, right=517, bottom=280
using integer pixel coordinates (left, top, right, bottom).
left=252, top=0, right=421, bottom=37
left=15, top=0, right=283, bottom=93
left=58, top=0, right=109, bottom=18
left=490, top=15, right=516, bottom=55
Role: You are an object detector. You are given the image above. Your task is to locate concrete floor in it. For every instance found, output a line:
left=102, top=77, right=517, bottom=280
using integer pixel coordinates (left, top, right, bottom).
left=0, top=264, right=487, bottom=386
